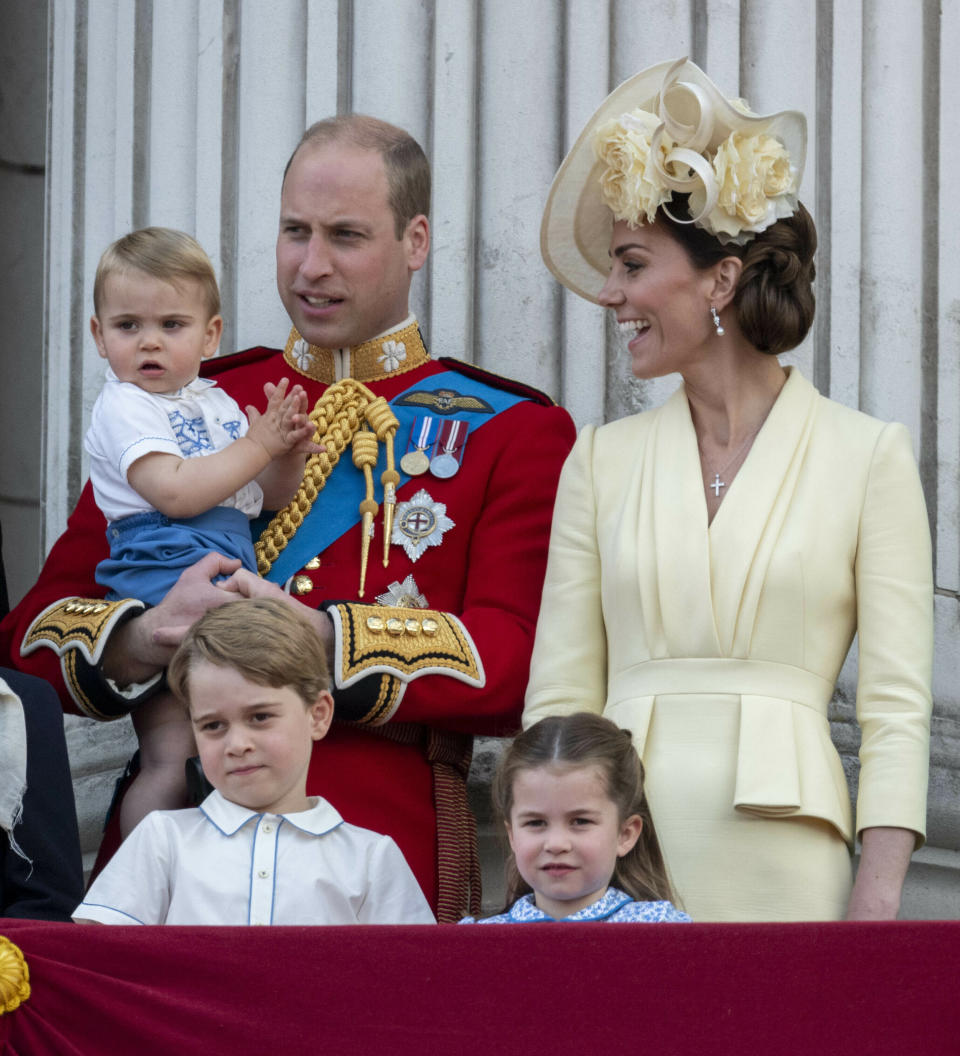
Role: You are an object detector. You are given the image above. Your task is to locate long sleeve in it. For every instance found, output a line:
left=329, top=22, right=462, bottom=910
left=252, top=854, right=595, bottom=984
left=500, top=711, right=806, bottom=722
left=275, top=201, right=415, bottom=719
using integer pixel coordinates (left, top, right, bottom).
left=1, top=670, right=84, bottom=920
left=523, top=425, right=608, bottom=726
left=0, top=485, right=117, bottom=714
left=853, top=421, right=933, bottom=842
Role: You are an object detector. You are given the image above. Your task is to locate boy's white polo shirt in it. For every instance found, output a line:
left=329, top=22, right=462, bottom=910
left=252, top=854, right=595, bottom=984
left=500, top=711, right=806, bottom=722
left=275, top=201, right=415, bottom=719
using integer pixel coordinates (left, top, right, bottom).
left=74, top=791, right=435, bottom=925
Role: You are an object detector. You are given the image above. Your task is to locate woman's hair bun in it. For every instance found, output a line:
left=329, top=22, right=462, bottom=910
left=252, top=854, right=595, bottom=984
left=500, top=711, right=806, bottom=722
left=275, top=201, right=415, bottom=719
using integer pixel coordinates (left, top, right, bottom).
left=658, top=196, right=817, bottom=355
left=735, top=204, right=816, bottom=354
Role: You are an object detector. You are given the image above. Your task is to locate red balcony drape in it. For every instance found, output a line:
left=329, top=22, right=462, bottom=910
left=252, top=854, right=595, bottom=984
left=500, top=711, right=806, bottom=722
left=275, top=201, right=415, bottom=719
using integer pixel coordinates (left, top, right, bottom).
left=1, top=919, right=957, bottom=1054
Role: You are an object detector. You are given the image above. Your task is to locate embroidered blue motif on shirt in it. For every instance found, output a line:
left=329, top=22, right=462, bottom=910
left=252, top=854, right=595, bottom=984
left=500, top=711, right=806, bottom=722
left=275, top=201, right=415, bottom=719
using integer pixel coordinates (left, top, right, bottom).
left=168, top=411, right=214, bottom=456
left=222, top=419, right=242, bottom=441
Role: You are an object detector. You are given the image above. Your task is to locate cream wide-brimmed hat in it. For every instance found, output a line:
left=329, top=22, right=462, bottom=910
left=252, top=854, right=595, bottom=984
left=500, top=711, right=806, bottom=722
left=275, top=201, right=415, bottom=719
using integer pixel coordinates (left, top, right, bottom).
left=540, top=57, right=807, bottom=303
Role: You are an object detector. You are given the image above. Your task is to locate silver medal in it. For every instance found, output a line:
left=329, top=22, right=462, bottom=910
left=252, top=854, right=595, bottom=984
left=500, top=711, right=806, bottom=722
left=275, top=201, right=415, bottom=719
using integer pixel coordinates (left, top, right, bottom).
left=429, top=452, right=460, bottom=478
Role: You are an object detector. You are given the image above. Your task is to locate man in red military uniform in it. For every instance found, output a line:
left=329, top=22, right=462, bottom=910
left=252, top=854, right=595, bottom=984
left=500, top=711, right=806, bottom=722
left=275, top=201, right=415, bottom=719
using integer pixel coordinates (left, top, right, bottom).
left=0, top=115, right=575, bottom=921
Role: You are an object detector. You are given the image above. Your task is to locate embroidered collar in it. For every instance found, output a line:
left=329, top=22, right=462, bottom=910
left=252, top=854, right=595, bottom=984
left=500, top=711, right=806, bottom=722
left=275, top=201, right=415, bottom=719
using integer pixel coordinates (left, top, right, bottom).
left=282, top=315, right=431, bottom=384
left=104, top=365, right=214, bottom=399
left=199, top=789, right=344, bottom=837
left=507, top=887, right=634, bottom=922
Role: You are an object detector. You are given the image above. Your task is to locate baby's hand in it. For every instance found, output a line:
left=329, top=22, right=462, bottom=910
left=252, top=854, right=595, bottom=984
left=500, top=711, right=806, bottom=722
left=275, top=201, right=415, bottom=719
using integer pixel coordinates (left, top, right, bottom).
left=245, top=378, right=322, bottom=458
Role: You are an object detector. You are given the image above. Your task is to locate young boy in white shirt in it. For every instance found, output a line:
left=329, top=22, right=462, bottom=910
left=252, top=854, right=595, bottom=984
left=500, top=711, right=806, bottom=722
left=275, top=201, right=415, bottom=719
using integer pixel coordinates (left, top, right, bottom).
left=84, top=227, right=320, bottom=838
left=74, top=598, right=434, bottom=925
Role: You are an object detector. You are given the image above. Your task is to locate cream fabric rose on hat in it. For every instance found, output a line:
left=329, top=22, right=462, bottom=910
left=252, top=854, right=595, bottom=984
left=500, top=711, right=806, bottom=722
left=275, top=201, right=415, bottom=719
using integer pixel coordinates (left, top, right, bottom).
left=694, top=130, right=797, bottom=239
left=540, top=57, right=807, bottom=303
left=595, top=109, right=674, bottom=226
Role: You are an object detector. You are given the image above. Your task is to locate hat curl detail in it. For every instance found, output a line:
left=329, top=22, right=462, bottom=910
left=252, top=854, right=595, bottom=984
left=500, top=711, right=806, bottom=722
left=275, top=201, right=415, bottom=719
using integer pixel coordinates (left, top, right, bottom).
left=593, top=58, right=799, bottom=245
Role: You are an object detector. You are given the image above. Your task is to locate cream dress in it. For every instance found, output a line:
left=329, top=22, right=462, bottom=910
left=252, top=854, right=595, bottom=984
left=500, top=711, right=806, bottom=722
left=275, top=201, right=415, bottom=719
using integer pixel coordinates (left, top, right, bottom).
left=523, top=368, right=932, bottom=921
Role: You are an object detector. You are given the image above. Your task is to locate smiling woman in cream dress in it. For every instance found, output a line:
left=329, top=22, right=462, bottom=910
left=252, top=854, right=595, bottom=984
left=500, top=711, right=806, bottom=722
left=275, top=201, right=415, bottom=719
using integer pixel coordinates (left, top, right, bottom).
left=523, top=59, right=932, bottom=922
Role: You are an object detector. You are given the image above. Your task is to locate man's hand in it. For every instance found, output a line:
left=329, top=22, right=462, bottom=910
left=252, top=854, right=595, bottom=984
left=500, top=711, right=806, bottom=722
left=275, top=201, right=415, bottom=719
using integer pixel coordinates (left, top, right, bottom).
left=102, top=553, right=243, bottom=686
left=219, top=568, right=336, bottom=668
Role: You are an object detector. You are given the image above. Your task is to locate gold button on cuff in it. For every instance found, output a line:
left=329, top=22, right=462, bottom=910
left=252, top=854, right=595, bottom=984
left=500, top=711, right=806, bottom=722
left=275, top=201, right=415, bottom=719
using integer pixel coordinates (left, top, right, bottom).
left=421, top=618, right=439, bottom=636
left=292, top=574, right=314, bottom=596
left=385, top=617, right=404, bottom=636
left=65, top=601, right=109, bottom=615
left=304, top=556, right=322, bottom=570
left=366, top=615, right=385, bottom=633
left=404, top=619, right=421, bottom=636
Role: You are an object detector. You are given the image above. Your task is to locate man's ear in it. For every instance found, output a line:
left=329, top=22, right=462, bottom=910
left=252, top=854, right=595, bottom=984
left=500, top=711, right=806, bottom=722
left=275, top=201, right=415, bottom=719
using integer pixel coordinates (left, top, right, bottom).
left=404, top=214, right=430, bottom=273
left=308, top=690, right=334, bottom=740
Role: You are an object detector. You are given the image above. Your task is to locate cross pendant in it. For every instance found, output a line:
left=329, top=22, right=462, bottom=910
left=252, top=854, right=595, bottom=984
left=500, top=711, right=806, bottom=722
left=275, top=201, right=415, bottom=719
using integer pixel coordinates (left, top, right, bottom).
left=710, top=473, right=725, bottom=497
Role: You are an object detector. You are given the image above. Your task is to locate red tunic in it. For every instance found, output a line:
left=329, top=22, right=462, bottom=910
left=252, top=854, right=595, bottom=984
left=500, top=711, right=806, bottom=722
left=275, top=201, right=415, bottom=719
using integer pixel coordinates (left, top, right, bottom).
left=0, top=328, right=576, bottom=919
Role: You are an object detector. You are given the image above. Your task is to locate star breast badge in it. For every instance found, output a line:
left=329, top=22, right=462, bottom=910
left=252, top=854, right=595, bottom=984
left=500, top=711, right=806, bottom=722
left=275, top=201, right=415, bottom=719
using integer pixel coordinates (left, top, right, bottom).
left=375, top=574, right=428, bottom=608
left=391, top=489, right=455, bottom=562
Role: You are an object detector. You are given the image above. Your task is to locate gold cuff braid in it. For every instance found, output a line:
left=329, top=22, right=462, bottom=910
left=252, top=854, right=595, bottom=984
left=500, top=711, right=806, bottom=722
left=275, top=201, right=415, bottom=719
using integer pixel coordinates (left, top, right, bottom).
left=327, top=603, right=485, bottom=689
left=20, top=597, right=153, bottom=720
left=21, top=597, right=146, bottom=667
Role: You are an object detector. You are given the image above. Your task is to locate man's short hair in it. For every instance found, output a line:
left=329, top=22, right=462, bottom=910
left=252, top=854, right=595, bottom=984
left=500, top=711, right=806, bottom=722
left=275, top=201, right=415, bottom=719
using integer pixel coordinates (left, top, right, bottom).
left=285, top=114, right=431, bottom=238
left=167, top=599, right=332, bottom=708
left=93, top=227, right=221, bottom=319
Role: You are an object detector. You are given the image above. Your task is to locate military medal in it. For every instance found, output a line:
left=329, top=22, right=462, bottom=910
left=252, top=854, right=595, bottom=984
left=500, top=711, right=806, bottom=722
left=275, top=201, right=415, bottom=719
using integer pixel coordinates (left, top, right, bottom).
left=400, top=416, right=435, bottom=476
left=429, top=419, right=468, bottom=479
left=391, top=489, right=455, bottom=562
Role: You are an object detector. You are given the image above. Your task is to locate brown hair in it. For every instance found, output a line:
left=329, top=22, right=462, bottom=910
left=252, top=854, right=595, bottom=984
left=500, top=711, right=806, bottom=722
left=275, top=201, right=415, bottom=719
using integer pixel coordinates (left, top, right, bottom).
left=656, top=195, right=817, bottom=355
left=93, top=227, right=221, bottom=319
left=167, top=598, right=331, bottom=709
left=284, top=114, right=430, bottom=238
left=492, top=712, right=678, bottom=909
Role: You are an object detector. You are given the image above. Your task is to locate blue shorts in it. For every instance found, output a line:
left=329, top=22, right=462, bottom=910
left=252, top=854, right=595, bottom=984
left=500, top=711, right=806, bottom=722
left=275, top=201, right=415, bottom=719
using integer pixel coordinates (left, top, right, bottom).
left=96, top=507, right=257, bottom=606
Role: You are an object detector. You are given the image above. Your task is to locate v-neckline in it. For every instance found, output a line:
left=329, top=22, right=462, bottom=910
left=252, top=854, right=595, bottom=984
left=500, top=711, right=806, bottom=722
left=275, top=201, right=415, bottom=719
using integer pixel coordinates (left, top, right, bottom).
left=645, top=367, right=818, bottom=658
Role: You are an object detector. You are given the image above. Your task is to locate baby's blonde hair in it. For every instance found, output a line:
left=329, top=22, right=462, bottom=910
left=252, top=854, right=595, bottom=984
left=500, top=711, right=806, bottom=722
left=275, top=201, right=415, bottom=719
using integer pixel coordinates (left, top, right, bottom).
left=93, top=226, right=220, bottom=319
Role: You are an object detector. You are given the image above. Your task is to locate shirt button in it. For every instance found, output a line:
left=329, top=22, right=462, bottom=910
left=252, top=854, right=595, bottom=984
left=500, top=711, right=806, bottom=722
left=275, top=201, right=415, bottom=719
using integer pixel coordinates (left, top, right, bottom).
left=262, top=824, right=273, bottom=833
left=257, top=869, right=270, bottom=879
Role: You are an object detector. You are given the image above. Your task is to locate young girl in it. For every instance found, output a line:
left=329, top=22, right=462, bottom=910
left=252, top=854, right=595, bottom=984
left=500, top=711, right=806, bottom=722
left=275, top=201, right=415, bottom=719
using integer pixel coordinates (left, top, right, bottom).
left=462, top=713, right=691, bottom=923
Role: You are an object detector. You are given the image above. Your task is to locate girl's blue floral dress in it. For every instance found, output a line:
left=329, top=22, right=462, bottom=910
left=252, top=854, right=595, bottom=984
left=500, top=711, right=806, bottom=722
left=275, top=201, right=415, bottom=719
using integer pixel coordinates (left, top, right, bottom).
left=459, top=887, right=691, bottom=923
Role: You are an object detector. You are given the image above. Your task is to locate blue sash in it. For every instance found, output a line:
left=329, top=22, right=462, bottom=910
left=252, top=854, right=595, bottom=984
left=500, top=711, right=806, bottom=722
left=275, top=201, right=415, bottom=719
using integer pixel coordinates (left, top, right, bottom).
left=262, top=369, right=526, bottom=584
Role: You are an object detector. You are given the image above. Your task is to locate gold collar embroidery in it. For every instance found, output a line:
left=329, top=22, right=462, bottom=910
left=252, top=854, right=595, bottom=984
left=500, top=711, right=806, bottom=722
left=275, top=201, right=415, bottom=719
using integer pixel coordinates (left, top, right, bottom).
left=282, top=318, right=430, bottom=384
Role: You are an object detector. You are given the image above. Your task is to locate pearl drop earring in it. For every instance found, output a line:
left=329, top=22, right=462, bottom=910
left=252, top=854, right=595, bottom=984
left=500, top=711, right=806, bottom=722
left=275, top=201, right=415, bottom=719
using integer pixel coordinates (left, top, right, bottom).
left=710, top=306, right=725, bottom=337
